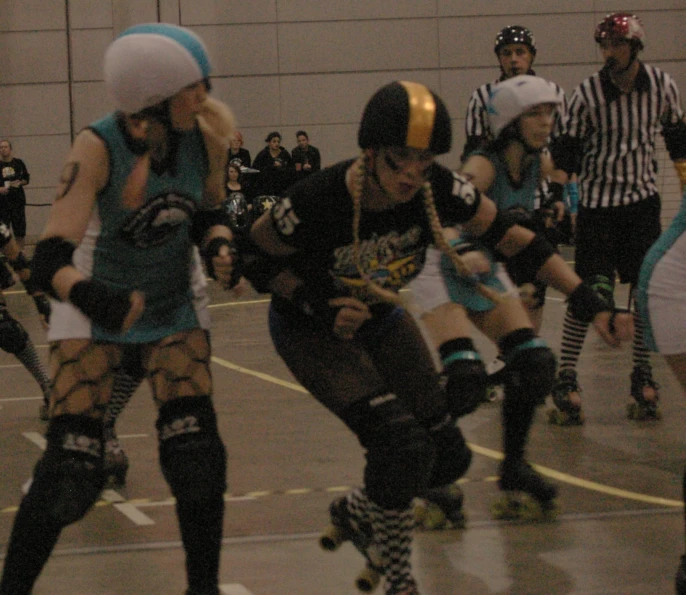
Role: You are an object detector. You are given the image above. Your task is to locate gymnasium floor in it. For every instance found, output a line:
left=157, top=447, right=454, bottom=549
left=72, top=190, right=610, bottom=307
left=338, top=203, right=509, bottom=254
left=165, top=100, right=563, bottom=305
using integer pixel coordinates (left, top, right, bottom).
left=0, top=247, right=684, bottom=595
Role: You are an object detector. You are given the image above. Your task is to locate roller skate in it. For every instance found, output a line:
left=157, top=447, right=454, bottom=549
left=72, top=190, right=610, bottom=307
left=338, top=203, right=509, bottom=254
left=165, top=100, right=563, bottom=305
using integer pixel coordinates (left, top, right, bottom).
left=414, top=483, right=465, bottom=530
left=627, top=363, right=661, bottom=420
left=103, top=430, right=129, bottom=488
left=676, top=554, right=686, bottom=595
left=320, top=495, right=385, bottom=592
left=492, top=459, right=558, bottom=522
left=548, top=368, right=584, bottom=426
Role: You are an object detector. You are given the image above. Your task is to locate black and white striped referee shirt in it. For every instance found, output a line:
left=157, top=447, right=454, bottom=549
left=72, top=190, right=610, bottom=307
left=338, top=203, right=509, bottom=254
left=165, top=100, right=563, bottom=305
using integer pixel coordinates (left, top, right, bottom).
left=564, top=63, right=684, bottom=209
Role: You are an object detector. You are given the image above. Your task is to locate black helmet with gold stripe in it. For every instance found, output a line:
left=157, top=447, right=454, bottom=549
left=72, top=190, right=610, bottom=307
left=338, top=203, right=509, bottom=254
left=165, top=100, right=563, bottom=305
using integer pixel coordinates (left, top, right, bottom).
left=358, top=81, right=452, bottom=155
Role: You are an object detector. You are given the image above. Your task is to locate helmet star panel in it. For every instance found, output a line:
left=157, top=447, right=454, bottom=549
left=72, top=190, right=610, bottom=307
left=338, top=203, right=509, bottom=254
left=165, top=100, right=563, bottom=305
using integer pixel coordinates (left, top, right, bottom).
left=487, top=75, right=561, bottom=139
left=594, top=13, right=645, bottom=48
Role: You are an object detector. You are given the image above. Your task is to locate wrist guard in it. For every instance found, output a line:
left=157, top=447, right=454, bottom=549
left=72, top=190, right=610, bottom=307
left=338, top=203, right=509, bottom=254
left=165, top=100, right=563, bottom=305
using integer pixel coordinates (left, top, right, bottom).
left=69, top=279, right=134, bottom=332
left=542, top=182, right=564, bottom=209
left=290, top=283, right=342, bottom=331
left=567, top=281, right=611, bottom=323
left=31, top=237, right=76, bottom=299
left=202, top=237, right=240, bottom=288
left=8, top=251, right=29, bottom=273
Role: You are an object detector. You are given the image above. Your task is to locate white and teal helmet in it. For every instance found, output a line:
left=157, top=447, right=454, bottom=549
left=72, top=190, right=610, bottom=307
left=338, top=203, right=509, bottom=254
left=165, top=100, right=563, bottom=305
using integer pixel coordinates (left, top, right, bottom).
left=487, top=75, right=561, bottom=139
left=104, top=23, right=212, bottom=114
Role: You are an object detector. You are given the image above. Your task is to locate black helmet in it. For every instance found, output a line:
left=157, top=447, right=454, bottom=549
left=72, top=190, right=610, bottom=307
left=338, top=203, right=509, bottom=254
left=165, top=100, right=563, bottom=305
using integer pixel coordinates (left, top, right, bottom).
left=358, top=81, right=452, bottom=155
left=494, top=25, right=536, bottom=56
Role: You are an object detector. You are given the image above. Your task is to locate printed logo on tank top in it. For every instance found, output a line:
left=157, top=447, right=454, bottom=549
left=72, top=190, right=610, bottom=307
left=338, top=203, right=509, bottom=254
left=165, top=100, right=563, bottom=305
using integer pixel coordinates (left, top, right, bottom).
left=120, top=192, right=196, bottom=248
left=333, top=227, right=424, bottom=300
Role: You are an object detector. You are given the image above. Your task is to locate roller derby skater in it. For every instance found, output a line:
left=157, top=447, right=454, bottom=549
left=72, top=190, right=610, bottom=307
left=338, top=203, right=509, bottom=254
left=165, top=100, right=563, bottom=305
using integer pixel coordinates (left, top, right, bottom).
left=0, top=23, right=238, bottom=594
left=0, top=223, right=52, bottom=421
left=247, top=80, right=551, bottom=592
left=409, top=76, right=632, bottom=524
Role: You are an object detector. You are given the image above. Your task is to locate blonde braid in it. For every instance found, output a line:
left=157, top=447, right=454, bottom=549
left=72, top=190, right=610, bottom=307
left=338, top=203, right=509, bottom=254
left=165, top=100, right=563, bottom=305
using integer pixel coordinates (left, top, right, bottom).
left=351, top=153, right=403, bottom=305
left=421, top=181, right=503, bottom=304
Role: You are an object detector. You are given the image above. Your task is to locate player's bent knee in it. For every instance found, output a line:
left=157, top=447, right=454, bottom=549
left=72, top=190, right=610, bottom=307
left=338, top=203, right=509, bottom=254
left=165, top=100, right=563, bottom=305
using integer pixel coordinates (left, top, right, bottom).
left=343, top=394, right=436, bottom=509
left=443, top=358, right=488, bottom=418
left=0, top=314, right=28, bottom=354
left=27, top=415, right=105, bottom=526
left=505, top=342, right=556, bottom=406
left=427, top=415, right=472, bottom=488
left=157, top=395, right=227, bottom=502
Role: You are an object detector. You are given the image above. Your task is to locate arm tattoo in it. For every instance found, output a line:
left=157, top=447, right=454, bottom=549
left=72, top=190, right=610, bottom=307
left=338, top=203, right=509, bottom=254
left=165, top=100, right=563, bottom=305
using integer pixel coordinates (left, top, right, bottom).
left=56, top=162, right=80, bottom=199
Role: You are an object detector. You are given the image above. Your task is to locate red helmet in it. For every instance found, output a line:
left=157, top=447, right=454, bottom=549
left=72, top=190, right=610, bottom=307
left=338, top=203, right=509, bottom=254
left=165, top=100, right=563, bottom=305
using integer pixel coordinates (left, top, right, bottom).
left=594, top=13, right=645, bottom=48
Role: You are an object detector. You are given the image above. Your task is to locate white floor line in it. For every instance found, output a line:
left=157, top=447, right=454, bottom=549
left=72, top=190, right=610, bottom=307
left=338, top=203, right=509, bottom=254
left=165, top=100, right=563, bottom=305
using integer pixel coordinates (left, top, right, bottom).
left=1, top=395, right=42, bottom=402
left=113, top=503, right=155, bottom=526
left=220, top=585, right=256, bottom=595
left=22, top=431, right=46, bottom=450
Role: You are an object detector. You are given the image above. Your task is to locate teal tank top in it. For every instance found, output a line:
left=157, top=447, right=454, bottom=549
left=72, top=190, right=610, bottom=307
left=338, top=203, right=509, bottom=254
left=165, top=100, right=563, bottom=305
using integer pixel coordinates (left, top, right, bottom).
left=474, top=149, right=540, bottom=212
left=86, top=113, right=209, bottom=343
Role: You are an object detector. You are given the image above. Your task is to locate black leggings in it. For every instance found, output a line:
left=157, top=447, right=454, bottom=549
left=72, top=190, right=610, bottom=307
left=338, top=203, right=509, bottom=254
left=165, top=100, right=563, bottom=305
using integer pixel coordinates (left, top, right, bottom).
left=268, top=305, right=447, bottom=424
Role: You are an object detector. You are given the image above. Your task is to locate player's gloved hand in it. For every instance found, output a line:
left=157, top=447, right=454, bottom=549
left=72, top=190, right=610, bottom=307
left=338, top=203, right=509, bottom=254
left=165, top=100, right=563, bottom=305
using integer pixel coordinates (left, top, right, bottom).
left=69, top=279, right=144, bottom=333
left=31, top=293, right=51, bottom=328
left=328, top=296, right=372, bottom=340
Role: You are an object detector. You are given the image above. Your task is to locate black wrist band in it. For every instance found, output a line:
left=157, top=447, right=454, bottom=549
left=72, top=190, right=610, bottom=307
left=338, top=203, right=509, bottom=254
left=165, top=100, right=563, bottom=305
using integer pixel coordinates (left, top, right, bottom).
left=568, top=282, right=611, bottom=323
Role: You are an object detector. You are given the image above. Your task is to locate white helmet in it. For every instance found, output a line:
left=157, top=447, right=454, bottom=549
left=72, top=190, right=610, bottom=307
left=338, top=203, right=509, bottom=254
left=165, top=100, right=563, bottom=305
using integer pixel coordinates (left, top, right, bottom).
left=487, top=75, right=561, bottom=139
left=104, top=23, right=212, bottom=114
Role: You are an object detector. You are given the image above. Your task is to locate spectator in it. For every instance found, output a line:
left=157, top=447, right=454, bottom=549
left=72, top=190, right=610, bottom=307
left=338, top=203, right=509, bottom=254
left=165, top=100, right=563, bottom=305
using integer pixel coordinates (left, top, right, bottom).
left=0, top=139, right=30, bottom=249
left=291, top=130, right=321, bottom=181
left=227, top=131, right=251, bottom=168
left=252, top=131, right=294, bottom=197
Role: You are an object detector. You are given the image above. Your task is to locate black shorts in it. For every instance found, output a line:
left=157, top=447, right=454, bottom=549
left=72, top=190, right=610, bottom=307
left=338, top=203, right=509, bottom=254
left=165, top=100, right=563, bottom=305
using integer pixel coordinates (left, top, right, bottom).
left=575, top=195, right=661, bottom=286
left=268, top=303, right=447, bottom=423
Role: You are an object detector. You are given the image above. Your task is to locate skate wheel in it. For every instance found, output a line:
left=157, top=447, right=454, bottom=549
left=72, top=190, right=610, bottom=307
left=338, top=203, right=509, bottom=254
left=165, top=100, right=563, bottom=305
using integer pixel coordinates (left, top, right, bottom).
left=547, top=408, right=584, bottom=426
left=414, top=501, right=448, bottom=531
left=627, top=402, right=662, bottom=421
left=492, top=495, right=557, bottom=522
left=320, top=524, right=346, bottom=551
left=355, top=565, right=381, bottom=593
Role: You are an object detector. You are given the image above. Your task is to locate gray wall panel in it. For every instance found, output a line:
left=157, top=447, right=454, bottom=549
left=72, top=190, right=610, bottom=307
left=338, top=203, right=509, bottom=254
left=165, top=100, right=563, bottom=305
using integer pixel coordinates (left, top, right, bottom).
left=0, top=32, right=68, bottom=84
left=277, top=0, right=437, bottom=21
left=278, top=19, right=439, bottom=73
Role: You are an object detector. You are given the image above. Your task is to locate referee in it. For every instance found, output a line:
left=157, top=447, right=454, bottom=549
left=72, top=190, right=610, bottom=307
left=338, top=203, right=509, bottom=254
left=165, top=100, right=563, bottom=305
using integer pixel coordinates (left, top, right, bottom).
left=549, top=12, right=686, bottom=424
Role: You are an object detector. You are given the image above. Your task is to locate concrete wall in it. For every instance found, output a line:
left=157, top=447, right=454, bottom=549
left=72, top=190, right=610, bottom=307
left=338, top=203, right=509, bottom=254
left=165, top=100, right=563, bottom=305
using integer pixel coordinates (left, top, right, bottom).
left=0, top=0, right=684, bottom=240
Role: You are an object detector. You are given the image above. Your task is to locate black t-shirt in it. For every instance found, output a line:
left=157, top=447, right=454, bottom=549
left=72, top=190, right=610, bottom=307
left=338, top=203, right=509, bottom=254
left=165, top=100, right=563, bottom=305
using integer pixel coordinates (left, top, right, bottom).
left=269, top=159, right=480, bottom=303
left=0, top=158, right=29, bottom=203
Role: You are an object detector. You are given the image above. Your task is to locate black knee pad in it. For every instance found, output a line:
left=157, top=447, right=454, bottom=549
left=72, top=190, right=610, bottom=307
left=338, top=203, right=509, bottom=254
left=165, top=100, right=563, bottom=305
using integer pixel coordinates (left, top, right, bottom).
left=343, top=393, right=436, bottom=509
left=502, top=331, right=556, bottom=407
left=157, top=396, right=227, bottom=503
left=26, top=415, right=104, bottom=526
left=589, top=274, right=615, bottom=310
left=0, top=307, right=28, bottom=354
left=426, top=415, right=472, bottom=488
left=442, top=354, right=488, bottom=418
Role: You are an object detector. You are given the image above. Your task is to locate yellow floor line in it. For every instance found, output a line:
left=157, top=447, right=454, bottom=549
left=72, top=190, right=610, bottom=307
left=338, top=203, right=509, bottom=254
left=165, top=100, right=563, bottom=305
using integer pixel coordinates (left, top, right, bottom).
left=212, top=357, right=682, bottom=509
